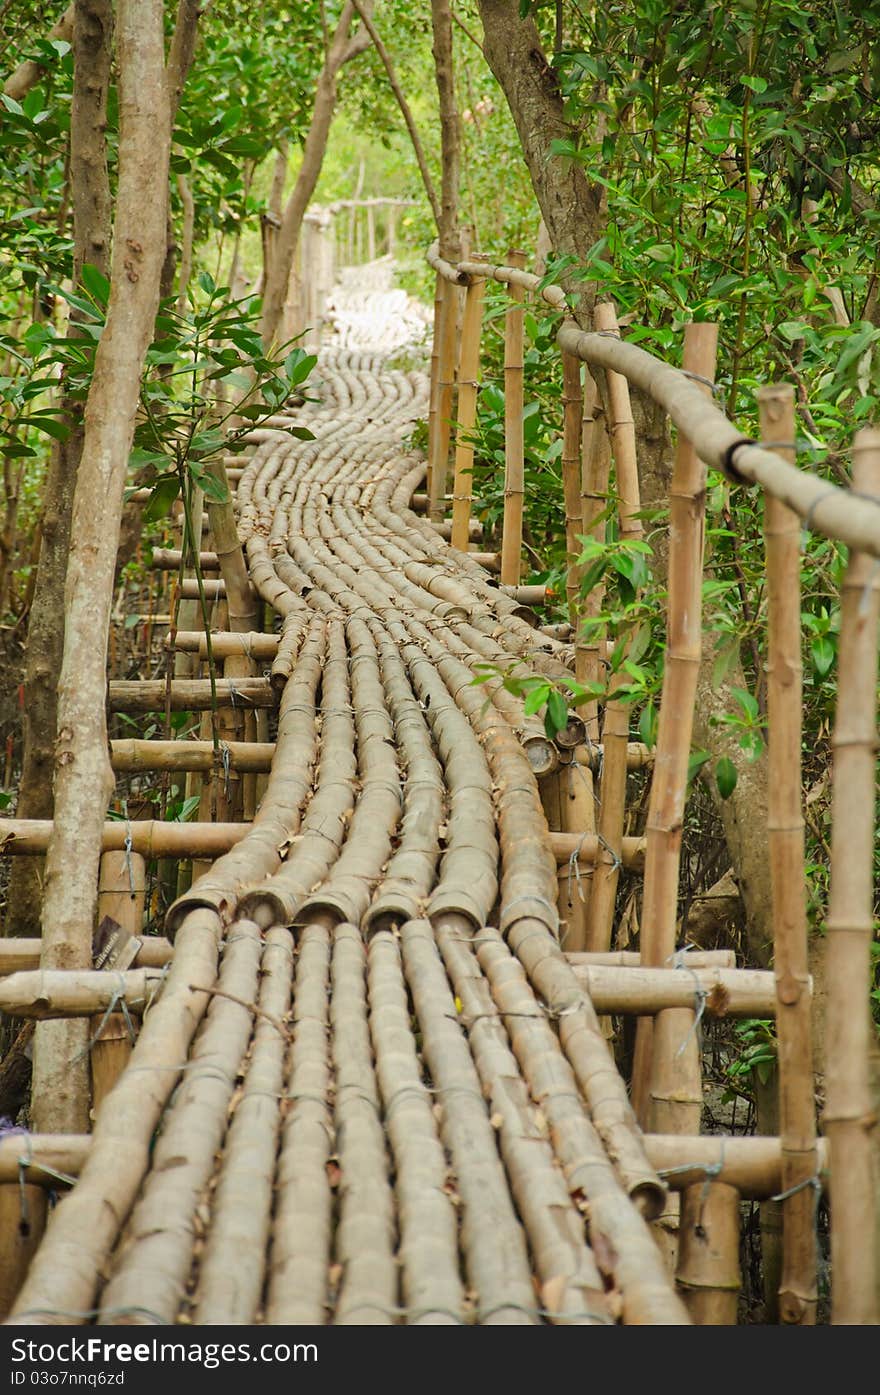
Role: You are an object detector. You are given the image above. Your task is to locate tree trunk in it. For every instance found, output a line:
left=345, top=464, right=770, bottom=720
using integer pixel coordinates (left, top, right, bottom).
left=4, top=0, right=113, bottom=942
left=431, top=0, right=461, bottom=259
left=31, top=0, right=196, bottom=1134
left=260, top=3, right=370, bottom=349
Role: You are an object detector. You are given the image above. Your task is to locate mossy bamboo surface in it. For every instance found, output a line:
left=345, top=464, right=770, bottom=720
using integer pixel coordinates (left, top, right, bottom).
left=823, top=426, right=880, bottom=1325
left=760, top=383, right=817, bottom=1326
left=500, top=251, right=527, bottom=587
left=631, top=323, right=718, bottom=1124
left=451, top=259, right=487, bottom=552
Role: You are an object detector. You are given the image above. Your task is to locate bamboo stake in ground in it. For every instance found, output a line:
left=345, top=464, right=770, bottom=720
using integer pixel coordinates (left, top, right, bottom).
left=676, top=1182, right=741, bottom=1324
left=586, top=303, right=642, bottom=953
left=499, top=250, right=526, bottom=586
left=631, top=322, right=719, bottom=1121
left=450, top=260, right=487, bottom=551
left=562, top=347, right=584, bottom=627
left=824, top=426, right=880, bottom=1325
left=760, top=383, right=817, bottom=1325
left=0, top=1184, right=47, bottom=1320
left=428, top=276, right=459, bottom=520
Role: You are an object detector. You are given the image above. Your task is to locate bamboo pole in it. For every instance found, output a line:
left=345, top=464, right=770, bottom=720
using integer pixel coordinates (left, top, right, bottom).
left=586, top=303, right=642, bottom=953
left=172, top=631, right=279, bottom=659
left=111, top=738, right=275, bottom=772
left=0, top=1131, right=827, bottom=1199
left=0, top=969, right=164, bottom=1018
left=824, top=426, right=880, bottom=1324
left=1, top=819, right=250, bottom=858
left=631, top=323, right=719, bottom=1122
left=450, top=260, right=487, bottom=552
left=676, top=1182, right=741, bottom=1324
left=107, top=677, right=276, bottom=710
left=567, top=963, right=781, bottom=1017
left=91, top=851, right=146, bottom=1111
left=0, top=938, right=172, bottom=976
left=0, top=1185, right=48, bottom=1320
left=760, top=383, right=817, bottom=1325
left=428, top=276, right=459, bottom=520
left=562, top=348, right=584, bottom=627
left=427, top=271, right=444, bottom=489
left=500, top=250, right=526, bottom=586
left=576, top=371, right=610, bottom=743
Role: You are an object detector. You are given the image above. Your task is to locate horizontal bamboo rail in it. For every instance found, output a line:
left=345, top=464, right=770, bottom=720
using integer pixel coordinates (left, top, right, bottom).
left=0, top=1131, right=827, bottom=1202
left=0, top=970, right=163, bottom=1019
left=107, top=678, right=276, bottom=710
left=0, top=938, right=172, bottom=975
left=150, top=547, right=220, bottom=571
left=110, top=738, right=275, bottom=773
left=568, top=964, right=783, bottom=1017
left=172, top=631, right=280, bottom=659
left=0, top=820, right=249, bottom=858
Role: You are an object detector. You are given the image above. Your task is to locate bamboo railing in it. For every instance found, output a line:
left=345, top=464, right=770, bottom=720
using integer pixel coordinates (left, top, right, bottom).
left=0, top=230, right=876, bottom=1328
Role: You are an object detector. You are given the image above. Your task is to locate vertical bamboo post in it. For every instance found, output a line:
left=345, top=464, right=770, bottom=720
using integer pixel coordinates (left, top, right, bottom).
left=760, top=383, right=817, bottom=1326
left=676, top=1181, right=741, bottom=1324
left=427, top=271, right=444, bottom=495
left=91, top=849, right=146, bottom=1112
left=562, top=346, right=584, bottom=627
left=499, top=250, right=527, bottom=586
left=824, top=427, right=880, bottom=1324
left=428, top=275, right=459, bottom=521
left=585, top=303, right=642, bottom=953
left=630, top=322, right=719, bottom=1121
left=576, top=370, right=610, bottom=749
left=451, top=259, right=487, bottom=552
left=0, top=1185, right=48, bottom=1319
left=367, top=202, right=376, bottom=261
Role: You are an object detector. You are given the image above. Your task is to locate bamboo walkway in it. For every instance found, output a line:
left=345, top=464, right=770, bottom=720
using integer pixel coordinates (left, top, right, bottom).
left=1, top=250, right=878, bottom=1326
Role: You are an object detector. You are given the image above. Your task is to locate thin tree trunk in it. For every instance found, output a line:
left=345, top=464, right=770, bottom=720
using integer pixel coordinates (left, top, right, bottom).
left=431, top=0, right=460, bottom=260
left=31, top=0, right=199, bottom=1134
left=260, top=3, right=371, bottom=349
left=4, top=0, right=113, bottom=942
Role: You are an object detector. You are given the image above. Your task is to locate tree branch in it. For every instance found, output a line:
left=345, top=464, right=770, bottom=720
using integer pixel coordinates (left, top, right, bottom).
left=3, top=2, right=74, bottom=100
left=350, top=0, right=441, bottom=228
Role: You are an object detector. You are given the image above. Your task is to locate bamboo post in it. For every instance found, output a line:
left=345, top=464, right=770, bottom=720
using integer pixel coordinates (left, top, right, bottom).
left=0, top=1184, right=48, bottom=1320
left=451, top=259, right=487, bottom=551
left=824, top=427, right=880, bottom=1324
left=427, top=271, right=444, bottom=488
left=676, top=1182, right=741, bottom=1324
left=576, top=380, right=611, bottom=743
left=630, top=322, right=719, bottom=1121
left=562, top=347, right=584, bottom=626
left=499, top=250, right=527, bottom=586
left=760, top=383, right=817, bottom=1325
left=585, top=303, right=642, bottom=953
left=428, top=276, right=458, bottom=520
left=91, top=850, right=146, bottom=1112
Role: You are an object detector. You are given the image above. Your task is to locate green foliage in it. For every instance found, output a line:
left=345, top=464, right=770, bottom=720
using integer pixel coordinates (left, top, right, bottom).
left=723, top=1019, right=778, bottom=1101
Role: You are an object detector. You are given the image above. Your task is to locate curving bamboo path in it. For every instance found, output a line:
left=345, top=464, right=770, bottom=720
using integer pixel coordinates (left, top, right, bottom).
left=7, top=262, right=693, bottom=1327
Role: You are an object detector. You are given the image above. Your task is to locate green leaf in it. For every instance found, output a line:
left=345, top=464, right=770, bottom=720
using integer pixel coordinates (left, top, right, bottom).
left=741, top=75, right=768, bottom=94
left=143, top=475, right=180, bottom=523
left=80, top=263, right=110, bottom=307
left=687, top=748, right=711, bottom=783
left=645, top=243, right=674, bottom=263
left=715, top=756, right=738, bottom=799
left=545, top=689, right=569, bottom=740
left=810, top=635, right=835, bottom=677
left=523, top=683, right=550, bottom=717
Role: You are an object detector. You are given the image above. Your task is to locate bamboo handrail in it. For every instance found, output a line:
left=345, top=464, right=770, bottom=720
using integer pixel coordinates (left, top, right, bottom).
left=427, top=241, right=880, bottom=556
